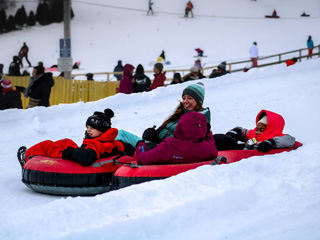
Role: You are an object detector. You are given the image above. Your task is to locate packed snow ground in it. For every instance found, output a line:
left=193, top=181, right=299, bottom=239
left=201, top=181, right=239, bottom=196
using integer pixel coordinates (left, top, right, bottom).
left=1, top=0, right=320, bottom=239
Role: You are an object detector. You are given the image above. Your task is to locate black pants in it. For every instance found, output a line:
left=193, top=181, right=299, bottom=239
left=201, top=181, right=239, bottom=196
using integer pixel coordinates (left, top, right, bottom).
left=213, top=134, right=244, bottom=151
left=19, top=55, right=32, bottom=67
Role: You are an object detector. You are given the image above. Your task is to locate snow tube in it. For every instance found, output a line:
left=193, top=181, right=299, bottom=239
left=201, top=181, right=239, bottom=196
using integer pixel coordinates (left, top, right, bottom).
left=112, top=141, right=302, bottom=190
left=22, top=155, right=121, bottom=196
left=265, top=15, right=280, bottom=18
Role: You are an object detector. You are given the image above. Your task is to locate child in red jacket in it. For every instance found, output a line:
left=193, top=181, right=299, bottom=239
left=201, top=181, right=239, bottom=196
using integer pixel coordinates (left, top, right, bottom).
left=214, top=110, right=296, bottom=152
left=17, top=109, right=134, bottom=167
left=150, top=63, right=166, bottom=91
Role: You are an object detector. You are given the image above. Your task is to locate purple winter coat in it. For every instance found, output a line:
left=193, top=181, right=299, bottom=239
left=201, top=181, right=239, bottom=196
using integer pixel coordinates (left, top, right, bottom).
left=119, top=64, right=135, bottom=94
left=136, top=111, right=218, bottom=165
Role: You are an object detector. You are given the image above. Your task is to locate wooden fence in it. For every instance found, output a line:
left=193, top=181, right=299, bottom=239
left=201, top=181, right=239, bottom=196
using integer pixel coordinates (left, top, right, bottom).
left=72, top=45, right=320, bottom=80
left=5, top=76, right=119, bottom=109
left=3, top=45, right=319, bottom=109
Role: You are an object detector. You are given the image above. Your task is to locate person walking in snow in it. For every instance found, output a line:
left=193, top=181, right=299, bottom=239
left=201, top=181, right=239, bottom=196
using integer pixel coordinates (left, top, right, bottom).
left=17, top=108, right=134, bottom=168
left=249, top=42, right=259, bottom=67
left=135, top=111, right=218, bottom=165
left=184, top=1, right=194, bottom=18
left=18, top=42, right=32, bottom=68
left=119, top=64, right=135, bottom=94
left=213, top=110, right=296, bottom=151
left=147, top=0, right=154, bottom=15
left=306, top=36, right=314, bottom=59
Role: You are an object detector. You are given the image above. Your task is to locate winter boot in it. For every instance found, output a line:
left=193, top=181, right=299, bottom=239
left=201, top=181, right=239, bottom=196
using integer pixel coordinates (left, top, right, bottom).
left=17, top=146, right=27, bottom=167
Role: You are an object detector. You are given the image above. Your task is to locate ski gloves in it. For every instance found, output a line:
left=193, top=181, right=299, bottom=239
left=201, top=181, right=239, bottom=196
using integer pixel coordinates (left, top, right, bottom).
left=142, top=125, right=165, bottom=143
left=226, top=127, right=243, bottom=141
left=257, top=139, right=276, bottom=152
left=227, top=127, right=276, bottom=152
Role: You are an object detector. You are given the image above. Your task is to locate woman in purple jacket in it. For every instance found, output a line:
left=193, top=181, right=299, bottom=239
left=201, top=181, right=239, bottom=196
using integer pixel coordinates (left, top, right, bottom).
left=119, top=64, right=135, bottom=94
left=136, top=111, right=218, bottom=165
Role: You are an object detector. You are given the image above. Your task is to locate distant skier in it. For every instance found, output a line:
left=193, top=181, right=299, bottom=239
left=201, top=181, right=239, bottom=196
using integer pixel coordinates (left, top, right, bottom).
left=147, top=0, right=154, bottom=15
left=159, top=50, right=166, bottom=61
left=184, top=1, right=194, bottom=18
left=195, top=48, right=204, bottom=57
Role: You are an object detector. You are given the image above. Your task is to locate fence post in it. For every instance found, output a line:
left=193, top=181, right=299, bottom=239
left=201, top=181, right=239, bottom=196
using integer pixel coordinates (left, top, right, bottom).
left=279, top=54, right=281, bottom=63
left=228, top=63, right=232, bottom=73
left=299, top=50, right=302, bottom=61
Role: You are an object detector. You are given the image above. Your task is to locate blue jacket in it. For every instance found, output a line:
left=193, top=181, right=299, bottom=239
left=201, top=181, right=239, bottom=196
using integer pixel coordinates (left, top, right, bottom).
left=307, top=39, right=314, bottom=49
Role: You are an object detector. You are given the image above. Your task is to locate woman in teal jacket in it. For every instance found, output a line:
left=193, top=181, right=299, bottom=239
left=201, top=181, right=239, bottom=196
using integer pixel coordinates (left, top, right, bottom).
left=116, top=82, right=211, bottom=148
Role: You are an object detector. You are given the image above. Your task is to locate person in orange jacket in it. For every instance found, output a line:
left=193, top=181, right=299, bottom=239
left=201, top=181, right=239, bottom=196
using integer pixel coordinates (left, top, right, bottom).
left=17, top=109, right=134, bottom=167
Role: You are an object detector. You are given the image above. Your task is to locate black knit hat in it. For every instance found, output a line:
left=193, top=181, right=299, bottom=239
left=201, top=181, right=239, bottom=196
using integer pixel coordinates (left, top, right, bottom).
left=217, top=61, right=226, bottom=71
left=86, top=108, right=114, bottom=133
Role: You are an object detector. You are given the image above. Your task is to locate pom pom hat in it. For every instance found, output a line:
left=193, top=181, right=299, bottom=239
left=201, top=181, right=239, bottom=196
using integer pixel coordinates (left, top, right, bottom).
left=1, top=79, right=13, bottom=94
left=86, top=108, right=114, bottom=133
left=182, top=82, right=205, bottom=105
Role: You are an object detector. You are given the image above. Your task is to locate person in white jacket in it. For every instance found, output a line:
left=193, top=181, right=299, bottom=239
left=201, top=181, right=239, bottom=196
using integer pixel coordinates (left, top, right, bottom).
left=249, top=42, right=259, bottom=67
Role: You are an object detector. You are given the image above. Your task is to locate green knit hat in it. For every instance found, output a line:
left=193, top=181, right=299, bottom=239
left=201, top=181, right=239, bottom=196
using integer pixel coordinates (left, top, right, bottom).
left=182, top=82, right=205, bottom=105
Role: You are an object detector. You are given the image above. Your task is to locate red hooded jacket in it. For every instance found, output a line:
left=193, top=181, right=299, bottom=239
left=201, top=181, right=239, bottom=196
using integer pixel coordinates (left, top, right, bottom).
left=119, top=64, right=135, bottom=94
left=246, top=110, right=285, bottom=142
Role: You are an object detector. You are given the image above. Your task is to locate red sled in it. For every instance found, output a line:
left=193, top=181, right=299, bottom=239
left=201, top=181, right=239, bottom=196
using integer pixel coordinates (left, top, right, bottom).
left=22, top=155, right=122, bottom=196
left=112, top=141, right=302, bottom=190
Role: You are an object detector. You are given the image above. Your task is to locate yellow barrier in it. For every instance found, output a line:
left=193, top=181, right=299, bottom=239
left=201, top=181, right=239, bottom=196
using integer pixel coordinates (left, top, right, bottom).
left=4, top=76, right=119, bottom=109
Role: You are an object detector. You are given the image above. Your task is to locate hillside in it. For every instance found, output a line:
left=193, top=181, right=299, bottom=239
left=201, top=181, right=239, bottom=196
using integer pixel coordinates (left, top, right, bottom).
left=0, top=1, right=320, bottom=239
left=1, top=0, right=320, bottom=79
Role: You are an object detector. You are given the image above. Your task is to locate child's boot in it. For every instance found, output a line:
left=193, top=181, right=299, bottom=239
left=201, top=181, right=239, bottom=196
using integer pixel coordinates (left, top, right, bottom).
left=17, top=146, right=27, bottom=167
